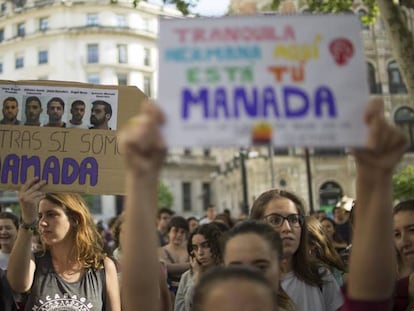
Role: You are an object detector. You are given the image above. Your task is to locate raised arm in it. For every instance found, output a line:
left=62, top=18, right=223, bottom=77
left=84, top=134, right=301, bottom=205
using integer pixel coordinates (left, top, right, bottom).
left=119, top=102, right=166, bottom=311
left=349, top=98, right=408, bottom=300
left=7, top=177, right=46, bottom=293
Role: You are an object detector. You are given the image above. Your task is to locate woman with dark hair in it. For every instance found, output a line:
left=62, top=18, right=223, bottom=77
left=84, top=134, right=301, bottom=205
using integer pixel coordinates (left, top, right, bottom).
left=223, top=220, right=295, bottom=311
left=320, top=217, right=348, bottom=255
left=158, top=216, right=190, bottom=297
left=174, top=223, right=223, bottom=311
left=250, top=189, right=343, bottom=311
left=7, top=187, right=121, bottom=310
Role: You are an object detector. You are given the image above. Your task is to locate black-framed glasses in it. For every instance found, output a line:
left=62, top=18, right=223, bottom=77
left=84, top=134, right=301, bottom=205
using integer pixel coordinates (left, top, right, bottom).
left=263, top=213, right=303, bottom=228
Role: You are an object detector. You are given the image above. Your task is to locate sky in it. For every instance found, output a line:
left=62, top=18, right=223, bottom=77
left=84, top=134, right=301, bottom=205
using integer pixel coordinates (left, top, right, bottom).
left=191, top=0, right=231, bottom=17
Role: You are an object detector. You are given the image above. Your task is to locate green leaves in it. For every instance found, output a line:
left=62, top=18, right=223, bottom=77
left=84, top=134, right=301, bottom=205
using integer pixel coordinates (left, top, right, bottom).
left=393, top=165, right=414, bottom=200
left=158, top=180, right=174, bottom=208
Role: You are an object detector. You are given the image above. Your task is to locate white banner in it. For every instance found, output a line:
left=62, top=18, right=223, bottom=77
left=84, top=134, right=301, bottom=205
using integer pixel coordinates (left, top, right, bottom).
left=158, top=14, right=370, bottom=147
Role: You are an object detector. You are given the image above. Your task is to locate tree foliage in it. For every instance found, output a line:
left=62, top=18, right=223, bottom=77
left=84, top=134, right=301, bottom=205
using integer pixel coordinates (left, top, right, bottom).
left=393, top=165, right=414, bottom=200
left=132, top=0, right=199, bottom=15
left=158, top=180, right=174, bottom=208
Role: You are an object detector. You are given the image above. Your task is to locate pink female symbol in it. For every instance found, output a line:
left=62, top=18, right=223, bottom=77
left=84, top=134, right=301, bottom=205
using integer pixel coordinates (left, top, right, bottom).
left=329, top=38, right=354, bottom=66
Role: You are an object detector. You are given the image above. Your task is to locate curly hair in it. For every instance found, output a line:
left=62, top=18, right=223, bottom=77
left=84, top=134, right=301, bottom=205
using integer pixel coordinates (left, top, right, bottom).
left=187, top=223, right=223, bottom=266
left=250, top=189, right=324, bottom=288
left=40, top=193, right=105, bottom=270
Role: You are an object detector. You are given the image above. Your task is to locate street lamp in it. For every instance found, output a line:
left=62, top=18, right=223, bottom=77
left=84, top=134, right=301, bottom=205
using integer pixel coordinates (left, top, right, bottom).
left=239, top=148, right=249, bottom=216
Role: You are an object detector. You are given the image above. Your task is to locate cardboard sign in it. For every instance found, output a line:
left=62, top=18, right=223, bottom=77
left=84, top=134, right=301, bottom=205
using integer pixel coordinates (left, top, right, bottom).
left=0, top=80, right=146, bottom=194
left=158, top=14, right=370, bottom=147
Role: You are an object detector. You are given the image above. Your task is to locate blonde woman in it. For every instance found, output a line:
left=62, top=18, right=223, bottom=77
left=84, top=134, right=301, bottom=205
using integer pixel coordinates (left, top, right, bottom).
left=7, top=185, right=121, bottom=311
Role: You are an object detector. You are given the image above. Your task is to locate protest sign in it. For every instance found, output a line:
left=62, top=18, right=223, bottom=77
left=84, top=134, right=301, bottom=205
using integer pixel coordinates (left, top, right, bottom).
left=158, top=14, right=370, bottom=147
left=0, top=80, right=146, bottom=194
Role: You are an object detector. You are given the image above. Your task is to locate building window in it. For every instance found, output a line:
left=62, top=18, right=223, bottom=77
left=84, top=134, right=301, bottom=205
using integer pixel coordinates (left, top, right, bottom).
left=39, top=17, right=49, bottom=31
left=184, top=148, right=192, bottom=155
left=182, top=182, right=192, bottom=212
left=17, top=23, right=25, bottom=37
left=388, top=61, right=407, bottom=94
left=0, top=29, right=4, bottom=43
left=144, top=47, right=151, bottom=66
left=273, top=148, right=289, bottom=156
left=367, top=62, right=381, bottom=94
left=117, top=73, right=128, bottom=85
left=202, top=182, right=211, bottom=211
left=203, top=148, right=211, bottom=157
left=143, top=75, right=152, bottom=97
left=15, top=56, right=24, bottom=69
left=0, top=62, right=3, bottom=74
left=87, top=73, right=100, bottom=84
left=87, top=44, right=99, bottom=63
left=314, top=148, right=345, bottom=155
left=116, top=14, right=127, bottom=28
left=38, top=76, right=48, bottom=80
left=394, top=106, right=414, bottom=152
left=1, top=3, right=7, bottom=12
left=87, top=13, right=99, bottom=26
left=118, top=44, right=127, bottom=64
left=38, top=50, right=48, bottom=64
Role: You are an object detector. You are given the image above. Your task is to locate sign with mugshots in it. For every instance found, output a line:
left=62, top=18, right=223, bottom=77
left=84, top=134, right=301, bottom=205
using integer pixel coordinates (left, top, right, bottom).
left=0, top=80, right=146, bottom=194
left=158, top=14, right=370, bottom=147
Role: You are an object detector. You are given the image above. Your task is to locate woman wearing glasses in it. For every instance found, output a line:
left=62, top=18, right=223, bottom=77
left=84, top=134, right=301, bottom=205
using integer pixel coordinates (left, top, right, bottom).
left=250, top=190, right=343, bottom=311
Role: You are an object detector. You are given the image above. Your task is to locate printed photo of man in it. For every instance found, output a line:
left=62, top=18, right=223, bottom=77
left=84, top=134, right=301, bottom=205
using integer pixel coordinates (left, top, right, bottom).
left=24, top=96, right=43, bottom=126
left=68, top=100, right=88, bottom=129
left=44, top=97, right=66, bottom=127
left=90, top=100, right=112, bottom=130
left=1, top=97, right=20, bottom=125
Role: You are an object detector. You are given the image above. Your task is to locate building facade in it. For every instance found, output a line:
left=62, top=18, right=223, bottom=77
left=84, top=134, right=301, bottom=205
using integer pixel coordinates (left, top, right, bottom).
left=212, top=0, right=414, bottom=216
left=0, top=0, right=219, bottom=219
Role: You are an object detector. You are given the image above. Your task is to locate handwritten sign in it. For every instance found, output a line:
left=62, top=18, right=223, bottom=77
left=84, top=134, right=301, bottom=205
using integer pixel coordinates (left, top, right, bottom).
left=0, top=80, right=146, bottom=194
left=158, top=14, right=370, bottom=147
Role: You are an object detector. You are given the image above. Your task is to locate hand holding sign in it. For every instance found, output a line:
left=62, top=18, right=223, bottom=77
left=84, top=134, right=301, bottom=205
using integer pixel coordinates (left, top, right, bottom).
left=18, top=177, right=46, bottom=224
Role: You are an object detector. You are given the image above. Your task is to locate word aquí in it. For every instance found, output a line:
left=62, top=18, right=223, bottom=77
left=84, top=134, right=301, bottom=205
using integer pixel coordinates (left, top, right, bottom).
left=181, top=85, right=336, bottom=120
left=172, top=25, right=296, bottom=44
left=0, top=154, right=98, bottom=186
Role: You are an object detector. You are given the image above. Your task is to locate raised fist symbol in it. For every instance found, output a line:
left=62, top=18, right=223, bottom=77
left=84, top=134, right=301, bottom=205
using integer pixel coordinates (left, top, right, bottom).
left=329, top=38, right=354, bottom=66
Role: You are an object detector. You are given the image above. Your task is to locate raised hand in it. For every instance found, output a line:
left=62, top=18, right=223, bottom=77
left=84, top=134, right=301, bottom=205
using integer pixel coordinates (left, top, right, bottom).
left=353, top=98, right=408, bottom=175
left=118, top=100, right=167, bottom=177
left=18, top=177, right=46, bottom=224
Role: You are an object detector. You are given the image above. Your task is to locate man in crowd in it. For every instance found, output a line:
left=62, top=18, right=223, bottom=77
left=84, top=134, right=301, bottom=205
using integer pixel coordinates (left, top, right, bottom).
left=68, top=100, right=88, bottom=129
left=24, top=96, right=43, bottom=126
left=44, top=97, right=66, bottom=127
left=199, top=204, right=216, bottom=225
left=1, top=97, right=20, bottom=125
left=90, top=100, right=113, bottom=130
left=333, top=198, right=352, bottom=244
left=157, top=207, right=174, bottom=246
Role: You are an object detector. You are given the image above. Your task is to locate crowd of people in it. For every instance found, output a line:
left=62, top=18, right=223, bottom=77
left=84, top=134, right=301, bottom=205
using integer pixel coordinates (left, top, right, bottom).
left=0, top=97, right=412, bottom=311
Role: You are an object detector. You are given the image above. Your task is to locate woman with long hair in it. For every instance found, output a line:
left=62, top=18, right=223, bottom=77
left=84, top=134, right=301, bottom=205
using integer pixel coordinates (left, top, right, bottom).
left=250, top=189, right=343, bottom=311
left=7, top=185, right=121, bottom=310
left=174, top=223, right=223, bottom=311
left=306, top=216, right=347, bottom=286
left=320, top=217, right=348, bottom=255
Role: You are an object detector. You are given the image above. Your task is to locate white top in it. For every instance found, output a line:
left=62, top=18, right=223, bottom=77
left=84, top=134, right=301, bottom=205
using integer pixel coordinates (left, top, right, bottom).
left=199, top=218, right=212, bottom=225
left=0, top=251, right=10, bottom=270
left=281, top=269, right=343, bottom=311
left=174, top=269, right=195, bottom=311
left=67, top=121, right=89, bottom=129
